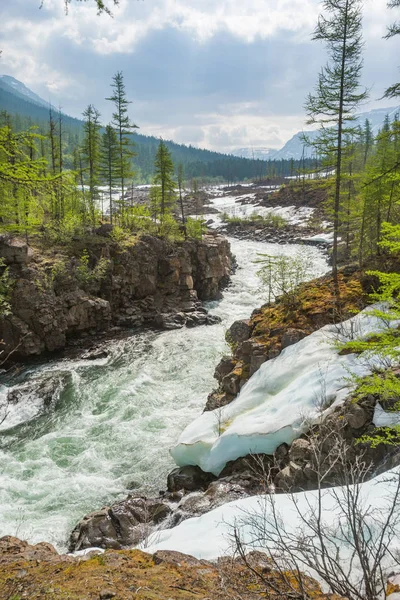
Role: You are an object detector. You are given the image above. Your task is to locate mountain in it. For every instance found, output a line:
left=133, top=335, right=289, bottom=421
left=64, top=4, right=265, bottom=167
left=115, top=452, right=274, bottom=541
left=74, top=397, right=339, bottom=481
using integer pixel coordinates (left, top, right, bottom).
left=0, top=75, right=284, bottom=182
left=231, top=147, right=276, bottom=160
left=233, top=105, right=400, bottom=161
left=0, top=75, right=51, bottom=109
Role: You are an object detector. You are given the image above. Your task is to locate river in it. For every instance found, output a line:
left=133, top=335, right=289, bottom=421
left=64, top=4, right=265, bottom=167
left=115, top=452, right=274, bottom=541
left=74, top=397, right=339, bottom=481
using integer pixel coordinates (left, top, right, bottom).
left=0, top=235, right=327, bottom=551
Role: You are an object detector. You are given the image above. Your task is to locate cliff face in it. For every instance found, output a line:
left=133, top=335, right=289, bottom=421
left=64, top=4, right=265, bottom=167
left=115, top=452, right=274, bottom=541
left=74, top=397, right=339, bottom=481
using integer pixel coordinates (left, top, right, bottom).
left=0, top=232, right=233, bottom=361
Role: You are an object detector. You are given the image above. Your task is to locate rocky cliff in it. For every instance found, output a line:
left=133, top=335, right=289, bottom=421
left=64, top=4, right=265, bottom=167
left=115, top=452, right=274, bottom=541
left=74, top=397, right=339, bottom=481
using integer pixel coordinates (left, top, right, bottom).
left=0, top=232, right=233, bottom=361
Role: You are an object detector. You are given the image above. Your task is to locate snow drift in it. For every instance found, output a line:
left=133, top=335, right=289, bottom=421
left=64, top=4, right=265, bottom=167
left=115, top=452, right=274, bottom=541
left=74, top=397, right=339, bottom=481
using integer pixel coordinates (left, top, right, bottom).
left=171, top=306, right=395, bottom=475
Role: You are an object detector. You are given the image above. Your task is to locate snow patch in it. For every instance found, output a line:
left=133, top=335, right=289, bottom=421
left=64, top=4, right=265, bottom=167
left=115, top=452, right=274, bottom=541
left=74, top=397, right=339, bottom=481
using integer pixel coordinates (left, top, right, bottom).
left=171, top=306, right=395, bottom=475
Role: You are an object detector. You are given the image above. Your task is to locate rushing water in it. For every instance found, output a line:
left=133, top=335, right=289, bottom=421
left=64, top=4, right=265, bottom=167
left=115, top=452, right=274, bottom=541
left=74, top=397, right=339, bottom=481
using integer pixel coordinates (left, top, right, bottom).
left=0, top=237, right=327, bottom=550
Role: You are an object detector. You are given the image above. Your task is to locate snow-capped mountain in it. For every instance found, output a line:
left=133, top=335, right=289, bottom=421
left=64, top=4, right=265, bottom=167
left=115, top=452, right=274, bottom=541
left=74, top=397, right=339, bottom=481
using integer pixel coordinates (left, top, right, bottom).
left=233, top=105, right=400, bottom=161
left=232, top=147, right=277, bottom=160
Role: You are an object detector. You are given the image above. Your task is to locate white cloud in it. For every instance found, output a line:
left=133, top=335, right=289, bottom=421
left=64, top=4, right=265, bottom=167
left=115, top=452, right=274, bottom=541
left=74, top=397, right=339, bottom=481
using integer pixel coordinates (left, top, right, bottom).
left=0, top=0, right=398, bottom=152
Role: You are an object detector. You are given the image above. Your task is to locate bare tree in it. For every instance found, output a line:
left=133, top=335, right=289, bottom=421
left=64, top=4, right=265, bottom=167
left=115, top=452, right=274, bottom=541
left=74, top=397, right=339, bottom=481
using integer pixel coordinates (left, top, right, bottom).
left=231, top=432, right=400, bottom=600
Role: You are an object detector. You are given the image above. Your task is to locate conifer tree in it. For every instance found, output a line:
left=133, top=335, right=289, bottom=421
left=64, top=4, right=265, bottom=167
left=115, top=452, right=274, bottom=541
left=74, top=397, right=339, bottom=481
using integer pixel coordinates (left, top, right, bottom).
left=177, top=163, right=187, bottom=239
left=100, top=125, right=120, bottom=224
left=82, top=104, right=101, bottom=227
left=106, top=72, right=138, bottom=223
left=305, top=0, right=368, bottom=287
left=384, top=0, right=400, bottom=98
left=150, top=140, right=177, bottom=228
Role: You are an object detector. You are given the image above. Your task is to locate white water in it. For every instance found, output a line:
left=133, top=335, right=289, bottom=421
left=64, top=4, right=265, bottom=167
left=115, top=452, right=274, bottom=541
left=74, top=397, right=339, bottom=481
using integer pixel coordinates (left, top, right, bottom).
left=0, top=239, right=327, bottom=551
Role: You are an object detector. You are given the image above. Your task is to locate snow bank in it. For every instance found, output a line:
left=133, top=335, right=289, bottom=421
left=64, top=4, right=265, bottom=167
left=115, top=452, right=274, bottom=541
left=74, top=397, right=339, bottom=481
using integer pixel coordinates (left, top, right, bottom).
left=171, top=307, right=393, bottom=476
left=301, top=232, right=335, bottom=245
left=143, top=466, right=400, bottom=561
left=373, top=402, right=400, bottom=427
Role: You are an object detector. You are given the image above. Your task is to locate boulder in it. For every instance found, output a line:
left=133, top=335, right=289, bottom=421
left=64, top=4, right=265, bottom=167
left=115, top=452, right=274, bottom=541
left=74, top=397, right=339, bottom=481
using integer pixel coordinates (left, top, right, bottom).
left=289, top=438, right=312, bottom=464
left=167, top=465, right=216, bottom=492
left=221, top=370, right=242, bottom=396
left=0, top=236, right=33, bottom=265
left=227, top=319, right=251, bottom=344
left=345, top=403, right=368, bottom=429
left=69, top=497, right=172, bottom=551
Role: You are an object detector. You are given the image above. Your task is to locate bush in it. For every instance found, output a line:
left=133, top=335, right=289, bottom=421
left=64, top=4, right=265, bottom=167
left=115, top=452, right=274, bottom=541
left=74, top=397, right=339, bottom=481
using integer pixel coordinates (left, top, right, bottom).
left=186, top=217, right=207, bottom=240
left=221, top=212, right=287, bottom=228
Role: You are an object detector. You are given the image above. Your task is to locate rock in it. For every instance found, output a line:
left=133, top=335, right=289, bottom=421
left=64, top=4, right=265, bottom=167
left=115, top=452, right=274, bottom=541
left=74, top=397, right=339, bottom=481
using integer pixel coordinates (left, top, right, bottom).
left=167, top=466, right=216, bottom=492
left=0, top=236, right=33, bottom=265
left=281, top=328, right=307, bottom=349
left=289, top=438, right=312, bottom=464
left=227, top=319, right=251, bottom=344
left=204, top=391, right=233, bottom=411
left=214, top=357, right=237, bottom=382
left=69, top=497, right=172, bottom=551
left=95, top=224, right=114, bottom=237
left=221, top=370, right=242, bottom=396
left=82, top=347, right=109, bottom=360
left=153, top=550, right=206, bottom=567
left=346, top=403, right=368, bottom=429
left=99, top=590, right=116, bottom=599
left=275, top=461, right=304, bottom=491
left=0, top=234, right=233, bottom=362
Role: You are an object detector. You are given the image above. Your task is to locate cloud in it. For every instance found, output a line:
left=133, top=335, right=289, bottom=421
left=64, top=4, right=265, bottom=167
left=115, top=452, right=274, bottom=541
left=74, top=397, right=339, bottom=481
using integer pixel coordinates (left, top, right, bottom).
left=0, top=0, right=398, bottom=152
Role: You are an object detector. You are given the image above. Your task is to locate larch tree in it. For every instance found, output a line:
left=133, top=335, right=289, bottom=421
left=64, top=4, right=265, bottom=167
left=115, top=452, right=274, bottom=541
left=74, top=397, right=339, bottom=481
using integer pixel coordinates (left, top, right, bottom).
left=150, top=140, right=177, bottom=228
left=99, top=124, right=120, bottom=225
left=177, top=163, right=187, bottom=239
left=106, top=72, right=138, bottom=224
left=384, top=0, right=400, bottom=98
left=82, top=104, right=101, bottom=227
left=305, top=0, right=368, bottom=288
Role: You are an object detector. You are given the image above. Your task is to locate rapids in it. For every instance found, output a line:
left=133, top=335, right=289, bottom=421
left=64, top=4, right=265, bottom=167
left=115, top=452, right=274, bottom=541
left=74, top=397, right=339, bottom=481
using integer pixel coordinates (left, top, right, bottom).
left=0, top=238, right=327, bottom=550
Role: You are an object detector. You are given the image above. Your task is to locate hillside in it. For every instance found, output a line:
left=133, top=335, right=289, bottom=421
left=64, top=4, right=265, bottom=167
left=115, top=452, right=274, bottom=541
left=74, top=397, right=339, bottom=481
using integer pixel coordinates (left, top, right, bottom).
left=0, top=75, right=278, bottom=183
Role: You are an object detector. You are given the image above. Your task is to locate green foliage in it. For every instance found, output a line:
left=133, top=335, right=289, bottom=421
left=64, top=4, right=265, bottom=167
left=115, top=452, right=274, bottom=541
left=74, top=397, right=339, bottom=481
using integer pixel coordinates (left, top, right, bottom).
left=352, top=371, right=400, bottom=410
left=0, top=259, right=11, bottom=317
left=221, top=212, right=287, bottom=229
left=150, top=140, right=177, bottom=227
left=158, top=214, right=182, bottom=241
left=356, top=425, right=400, bottom=448
left=305, top=0, right=368, bottom=276
left=125, top=205, right=156, bottom=235
left=75, top=251, right=109, bottom=287
left=256, top=252, right=312, bottom=307
left=106, top=71, right=137, bottom=221
left=186, top=217, right=206, bottom=240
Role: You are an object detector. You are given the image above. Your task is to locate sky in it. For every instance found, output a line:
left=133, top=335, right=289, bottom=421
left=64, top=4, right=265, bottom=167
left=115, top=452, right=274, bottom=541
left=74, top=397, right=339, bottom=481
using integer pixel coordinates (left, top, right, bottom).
left=0, top=0, right=399, bottom=153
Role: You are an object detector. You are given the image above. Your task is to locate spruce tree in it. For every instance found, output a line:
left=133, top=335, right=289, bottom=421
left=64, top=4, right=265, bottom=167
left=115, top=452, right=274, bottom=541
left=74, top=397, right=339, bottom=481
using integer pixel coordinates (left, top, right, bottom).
left=100, top=125, right=120, bottom=224
left=106, top=72, right=138, bottom=223
left=305, top=0, right=368, bottom=287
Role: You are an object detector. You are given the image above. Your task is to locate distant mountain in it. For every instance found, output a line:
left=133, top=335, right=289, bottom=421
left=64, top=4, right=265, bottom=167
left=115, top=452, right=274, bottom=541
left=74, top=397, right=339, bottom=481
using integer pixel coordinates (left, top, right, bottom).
left=1, top=75, right=286, bottom=182
left=231, top=147, right=276, bottom=160
left=0, top=75, right=51, bottom=109
left=234, top=105, right=400, bottom=161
